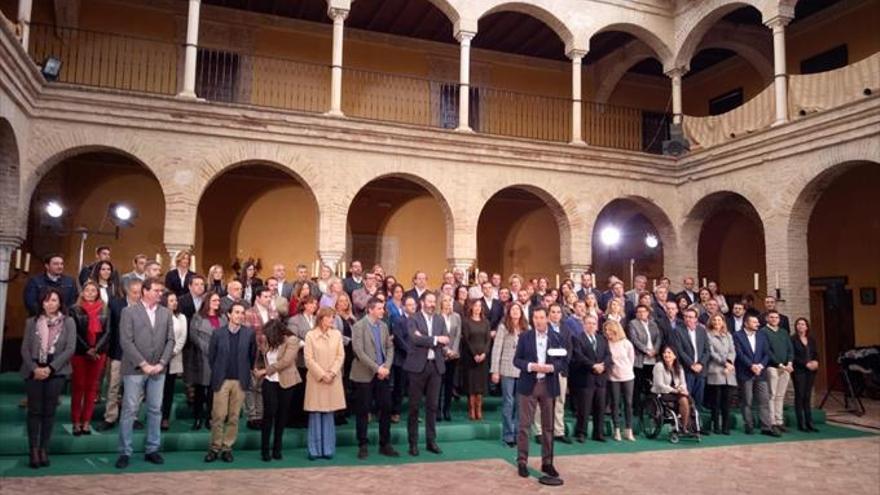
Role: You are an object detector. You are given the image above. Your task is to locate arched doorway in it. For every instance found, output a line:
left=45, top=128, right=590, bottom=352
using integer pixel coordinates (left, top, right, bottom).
left=195, top=162, right=318, bottom=278
left=691, top=192, right=766, bottom=302
left=346, top=176, right=450, bottom=284
left=803, top=162, right=880, bottom=388
left=592, top=197, right=672, bottom=289
left=477, top=187, right=564, bottom=281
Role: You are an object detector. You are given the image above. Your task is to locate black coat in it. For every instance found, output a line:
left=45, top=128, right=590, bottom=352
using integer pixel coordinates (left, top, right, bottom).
left=107, top=296, right=130, bottom=361
left=208, top=325, right=257, bottom=392
left=569, top=332, right=611, bottom=389
left=69, top=304, right=110, bottom=355
left=164, top=269, right=196, bottom=297
left=792, top=335, right=819, bottom=373
left=480, top=298, right=504, bottom=330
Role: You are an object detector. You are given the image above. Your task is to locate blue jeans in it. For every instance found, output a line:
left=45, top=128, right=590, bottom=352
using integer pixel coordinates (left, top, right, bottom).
left=685, top=371, right=706, bottom=411
left=307, top=412, right=336, bottom=458
left=500, top=376, right=518, bottom=443
left=119, top=373, right=165, bottom=456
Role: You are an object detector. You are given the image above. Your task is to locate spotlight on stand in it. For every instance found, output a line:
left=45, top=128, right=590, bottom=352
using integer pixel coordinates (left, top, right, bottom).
left=645, top=234, right=659, bottom=249
left=41, top=56, right=62, bottom=81
left=108, top=203, right=136, bottom=229
left=600, top=226, right=621, bottom=247
left=45, top=200, right=65, bottom=219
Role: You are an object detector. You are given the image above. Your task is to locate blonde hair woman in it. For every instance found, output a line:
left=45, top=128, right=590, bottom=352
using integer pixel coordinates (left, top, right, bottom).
left=164, top=249, right=195, bottom=297
left=605, top=320, right=636, bottom=441
left=706, top=313, right=736, bottom=434
left=207, top=264, right=226, bottom=296
left=304, top=307, right=345, bottom=459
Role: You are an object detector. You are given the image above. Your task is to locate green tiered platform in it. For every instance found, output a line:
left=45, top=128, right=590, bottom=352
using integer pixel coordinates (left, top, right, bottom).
left=0, top=372, right=872, bottom=477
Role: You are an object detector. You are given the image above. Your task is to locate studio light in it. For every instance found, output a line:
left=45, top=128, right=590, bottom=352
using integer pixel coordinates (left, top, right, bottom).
left=108, top=203, right=137, bottom=228
left=600, top=226, right=621, bottom=247
left=41, top=56, right=62, bottom=81
left=45, top=201, right=64, bottom=219
left=645, top=234, right=659, bottom=249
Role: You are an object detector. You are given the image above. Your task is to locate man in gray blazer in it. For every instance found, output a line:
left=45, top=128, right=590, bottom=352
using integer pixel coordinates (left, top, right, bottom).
left=116, top=277, right=175, bottom=469
left=350, top=298, right=398, bottom=459
left=404, top=291, right=449, bottom=456
left=627, top=304, right=663, bottom=413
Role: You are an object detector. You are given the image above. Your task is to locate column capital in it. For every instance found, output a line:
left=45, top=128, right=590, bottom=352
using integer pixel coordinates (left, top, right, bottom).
left=455, top=30, right=476, bottom=44
left=764, top=15, right=792, bottom=30
left=664, top=65, right=689, bottom=79
left=566, top=49, right=587, bottom=62
left=0, top=235, right=24, bottom=248
left=327, top=7, right=349, bottom=22
left=319, top=250, right=345, bottom=269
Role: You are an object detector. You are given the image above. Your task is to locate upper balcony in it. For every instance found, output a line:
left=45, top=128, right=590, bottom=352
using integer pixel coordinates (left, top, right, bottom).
left=3, top=0, right=879, bottom=156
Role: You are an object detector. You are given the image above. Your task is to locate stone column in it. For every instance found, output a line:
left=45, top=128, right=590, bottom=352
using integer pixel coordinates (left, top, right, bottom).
left=562, top=263, right=590, bottom=288
left=178, top=0, right=201, bottom=99
left=766, top=16, right=792, bottom=126
left=662, top=66, right=690, bottom=156
left=319, top=250, right=345, bottom=276
left=17, top=0, right=32, bottom=49
left=455, top=31, right=475, bottom=132
left=763, top=214, right=809, bottom=324
left=568, top=50, right=586, bottom=145
left=327, top=7, right=349, bottom=116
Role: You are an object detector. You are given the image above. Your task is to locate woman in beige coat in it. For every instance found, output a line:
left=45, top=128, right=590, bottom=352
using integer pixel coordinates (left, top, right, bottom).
left=304, top=307, right=345, bottom=459
left=259, top=319, right=302, bottom=462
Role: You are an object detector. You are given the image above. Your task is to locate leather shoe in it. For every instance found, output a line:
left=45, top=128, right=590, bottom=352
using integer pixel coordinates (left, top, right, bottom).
left=593, top=436, right=607, bottom=443
left=555, top=435, right=572, bottom=444
left=204, top=450, right=218, bottom=463
left=272, top=450, right=283, bottom=460
left=761, top=429, right=781, bottom=438
left=777, top=424, right=788, bottom=432
left=358, top=446, right=368, bottom=459
left=517, top=463, right=529, bottom=478
left=261, top=451, right=271, bottom=462
left=426, top=442, right=442, bottom=454
left=38, top=449, right=50, bottom=467
left=95, top=421, right=116, bottom=432
left=744, top=425, right=754, bottom=435
left=575, top=434, right=585, bottom=443
left=534, top=435, right=541, bottom=445
left=807, top=425, right=820, bottom=433
left=380, top=445, right=400, bottom=457
left=115, top=455, right=130, bottom=469
left=191, top=419, right=203, bottom=431
left=542, top=464, right=559, bottom=478
left=408, top=445, right=419, bottom=456
left=144, top=452, right=164, bottom=465
left=220, top=450, right=234, bottom=462
left=442, top=411, right=452, bottom=421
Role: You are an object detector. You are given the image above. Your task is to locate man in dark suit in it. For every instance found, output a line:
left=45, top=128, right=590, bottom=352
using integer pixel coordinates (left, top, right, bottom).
left=570, top=314, right=611, bottom=443
left=178, top=274, right=206, bottom=322
left=78, top=245, right=112, bottom=286
left=404, top=291, right=449, bottom=456
left=677, top=276, right=697, bottom=305
left=391, top=296, right=417, bottom=422
left=652, top=286, right=671, bottom=317
left=733, top=314, right=777, bottom=436
left=726, top=301, right=747, bottom=333
left=536, top=303, right=573, bottom=444
left=674, top=308, right=710, bottom=432
left=759, top=296, right=790, bottom=332
left=656, top=300, right=683, bottom=351
left=480, top=281, right=504, bottom=331
left=513, top=306, right=566, bottom=484
left=576, top=272, right=600, bottom=301
left=343, top=260, right=365, bottom=296
left=403, top=271, right=429, bottom=311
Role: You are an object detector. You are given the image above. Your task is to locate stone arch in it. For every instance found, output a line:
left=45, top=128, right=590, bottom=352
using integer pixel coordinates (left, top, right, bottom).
left=589, top=22, right=674, bottom=68
left=484, top=182, right=573, bottom=261
left=422, top=0, right=462, bottom=25
left=471, top=1, right=578, bottom=52
left=697, top=22, right=773, bottom=81
left=674, top=0, right=771, bottom=71
left=344, top=171, right=456, bottom=260
left=0, top=119, right=20, bottom=240
left=593, top=39, right=658, bottom=104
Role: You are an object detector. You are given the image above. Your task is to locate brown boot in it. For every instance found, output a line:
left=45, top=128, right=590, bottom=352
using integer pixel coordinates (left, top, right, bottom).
left=468, top=395, right=476, bottom=420
left=475, top=394, right=484, bottom=420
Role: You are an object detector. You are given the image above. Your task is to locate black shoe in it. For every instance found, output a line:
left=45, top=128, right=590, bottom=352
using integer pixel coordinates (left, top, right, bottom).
left=761, top=429, right=781, bottom=438
left=721, top=429, right=731, bottom=435
left=115, top=455, right=130, bottom=469
left=542, top=464, right=559, bottom=478
left=204, top=450, right=218, bottom=463
left=272, top=450, right=283, bottom=460
left=797, top=425, right=808, bottom=432
left=81, top=426, right=92, bottom=435
left=144, top=452, right=164, bottom=465
left=505, top=441, right=517, bottom=448
left=221, top=450, right=234, bottom=463
left=778, top=424, right=788, bottom=432
left=246, top=420, right=261, bottom=431
left=534, top=435, right=541, bottom=444
left=699, top=429, right=711, bottom=436
left=261, top=451, right=271, bottom=462
left=28, top=449, right=40, bottom=469
left=712, top=427, right=722, bottom=435
left=191, top=419, right=203, bottom=431
left=744, top=425, right=754, bottom=435
left=358, top=446, right=368, bottom=459
left=443, top=411, right=452, bottom=421
left=555, top=435, right=572, bottom=444
left=593, top=436, right=607, bottom=443
left=133, top=420, right=144, bottom=430
left=426, top=442, right=442, bottom=454
left=807, top=424, right=819, bottom=433
left=575, top=434, right=586, bottom=443
left=379, top=445, right=400, bottom=457
left=38, top=449, right=49, bottom=467
left=518, top=463, right=529, bottom=478
left=95, top=421, right=116, bottom=432
left=73, top=427, right=82, bottom=437
left=408, top=445, right=419, bottom=456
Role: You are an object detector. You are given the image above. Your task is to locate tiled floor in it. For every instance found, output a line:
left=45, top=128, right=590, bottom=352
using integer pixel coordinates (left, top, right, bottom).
left=2, top=436, right=877, bottom=494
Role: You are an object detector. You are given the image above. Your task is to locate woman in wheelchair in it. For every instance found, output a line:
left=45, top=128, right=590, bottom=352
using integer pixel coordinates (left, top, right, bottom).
left=651, top=346, right=691, bottom=433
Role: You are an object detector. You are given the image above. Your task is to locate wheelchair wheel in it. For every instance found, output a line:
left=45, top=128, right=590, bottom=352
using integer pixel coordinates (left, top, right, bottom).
left=669, top=431, right=680, bottom=444
left=640, top=397, right=663, bottom=439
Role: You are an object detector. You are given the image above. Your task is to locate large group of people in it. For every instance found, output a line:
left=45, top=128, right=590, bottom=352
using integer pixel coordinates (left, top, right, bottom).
left=19, top=246, right=822, bottom=484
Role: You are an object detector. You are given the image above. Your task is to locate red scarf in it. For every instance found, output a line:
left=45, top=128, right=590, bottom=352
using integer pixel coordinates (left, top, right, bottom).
left=81, top=300, right=104, bottom=346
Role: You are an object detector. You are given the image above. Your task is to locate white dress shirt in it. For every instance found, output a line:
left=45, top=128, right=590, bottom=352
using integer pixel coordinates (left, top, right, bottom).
left=688, top=328, right=698, bottom=363
left=533, top=330, right=549, bottom=379
left=422, top=311, right=436, bottom=360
